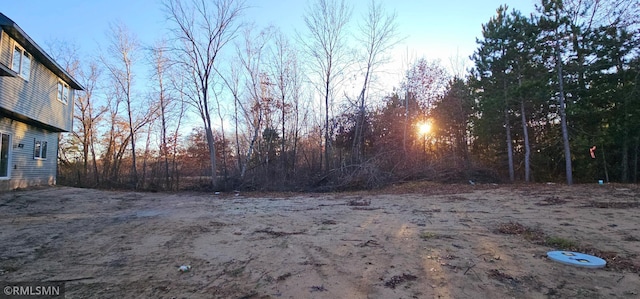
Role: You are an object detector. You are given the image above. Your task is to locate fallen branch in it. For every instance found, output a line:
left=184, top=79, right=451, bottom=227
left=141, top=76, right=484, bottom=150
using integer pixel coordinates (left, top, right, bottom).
left=463, top=263, right=476, bottom=275
left=255, top=229, right=306, bottom=237
left=45, top=276, right=94, bottom=283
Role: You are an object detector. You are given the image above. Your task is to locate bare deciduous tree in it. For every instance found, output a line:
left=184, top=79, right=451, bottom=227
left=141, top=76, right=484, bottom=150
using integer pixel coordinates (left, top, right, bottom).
left=76, top=62, right=106, bottom=185
left=100, top=91, right=126, bottom=183
left=102, top=22, right=141, bottom=187
left=149, top=40, right=173, bottom=188
left=165, top=0, right=246, bottom=188
left=352, top=0, right=400, bottom=163
left=301, top=0, right=352, bottom=172
left=268, top=29, right=305, bottom=180
left=236, top=26, right=272, bottom=179
left=215, top=59, right=243, bottom=175
left=168, top=74, right=188, bottom=189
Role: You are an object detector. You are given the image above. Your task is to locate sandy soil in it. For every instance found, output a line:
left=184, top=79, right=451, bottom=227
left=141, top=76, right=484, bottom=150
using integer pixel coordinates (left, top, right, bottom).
left=0, top=183, right=639, bottom=299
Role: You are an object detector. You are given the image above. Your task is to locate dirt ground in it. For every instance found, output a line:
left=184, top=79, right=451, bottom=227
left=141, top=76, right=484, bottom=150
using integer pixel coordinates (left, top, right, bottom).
left=0, top=183, right=639, bottom=299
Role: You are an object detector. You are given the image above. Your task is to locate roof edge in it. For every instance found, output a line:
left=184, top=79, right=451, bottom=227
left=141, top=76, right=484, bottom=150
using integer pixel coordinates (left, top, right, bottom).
left=0, top=13, right=84, bottom=91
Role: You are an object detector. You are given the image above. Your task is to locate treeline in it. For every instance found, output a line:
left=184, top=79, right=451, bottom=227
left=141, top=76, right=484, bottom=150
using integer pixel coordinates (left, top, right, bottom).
left=471, top=0, right=639, bottom=184
left=56, top=0, right=639, bottom=191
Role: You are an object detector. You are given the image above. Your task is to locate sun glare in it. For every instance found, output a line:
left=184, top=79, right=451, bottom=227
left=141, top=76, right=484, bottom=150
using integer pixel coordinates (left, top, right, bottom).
left=418, top=121, right=432, bottom=136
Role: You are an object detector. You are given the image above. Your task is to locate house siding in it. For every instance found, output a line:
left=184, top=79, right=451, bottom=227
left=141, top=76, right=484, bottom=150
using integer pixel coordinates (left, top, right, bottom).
left=0, top=117, right=58, bottom=190
left=0, top=30, right=73, bottom=132
left=0, top=14, right=83, bottom=191
left=0, top=31, right=10, bottom=66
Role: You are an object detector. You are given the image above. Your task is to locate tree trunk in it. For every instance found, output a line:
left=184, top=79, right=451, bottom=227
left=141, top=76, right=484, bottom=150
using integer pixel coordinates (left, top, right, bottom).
left=90, top=123, right=100, bottom=185
left=162, top=117, right=170, bottom=189
left=204, top=120, right=217, bottom=188
left=620, top=59, right=629, bottom=183
left=403, top=90, right=409, bottom=156
left=241, top=111, right=262, bottom=179
left=504, top=107, right=515, bottom=182
left=159, top=80, right=170, bottom=189
left=352, top=67, right=369, bottom=164
left=519, top=73, right=531, bottom=183
left=218, top=107, right=228, bottom=183
left=601, top=145, right=610, bottom=183
left=633, top=136, right=638, bottom=183
left=520, top=100, right=531, bottom=182
left=324, top=72, right=331, bottom=172
left=171, top=99, right=185, bottom=191
left=292, top=92, right=300, bottom=175
left=504, top=81, right=514, bottom=182
left=556, top=42, right=573, bottom=185
left=621, top=133, right=628, bottom=183
left=281, top=89, right=287, bottom=181
left=82, top=125, right=89, bottom=182
left=235, top=97, right=242, bottom=174
left=126, top=97, right=138, bottom=188
left=141, top=123, right=153, bottom=188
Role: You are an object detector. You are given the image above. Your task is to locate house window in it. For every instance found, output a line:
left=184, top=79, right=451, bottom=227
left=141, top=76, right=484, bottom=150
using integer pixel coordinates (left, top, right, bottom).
left=57, top=81, right=69, bottom=104
left=0, top=133, right=10, bottom=178
left=12, top=45, right=31, bottom=80
left=34, top=139, right=47, bottom=160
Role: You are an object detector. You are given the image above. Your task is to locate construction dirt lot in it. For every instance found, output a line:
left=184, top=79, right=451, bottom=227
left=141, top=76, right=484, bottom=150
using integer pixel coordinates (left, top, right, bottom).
left=0, top=183, right=639, bottom=299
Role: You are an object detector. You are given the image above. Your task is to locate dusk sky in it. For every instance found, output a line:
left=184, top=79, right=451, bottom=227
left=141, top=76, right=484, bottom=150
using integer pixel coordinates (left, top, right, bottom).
left=3, top=0, right=539, bottom=81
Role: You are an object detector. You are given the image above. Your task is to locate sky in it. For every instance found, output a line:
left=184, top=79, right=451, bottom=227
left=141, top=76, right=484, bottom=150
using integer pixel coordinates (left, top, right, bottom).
left=2, top=0, right=539, bottom=131
left=2, top=0, right=539, bottom=78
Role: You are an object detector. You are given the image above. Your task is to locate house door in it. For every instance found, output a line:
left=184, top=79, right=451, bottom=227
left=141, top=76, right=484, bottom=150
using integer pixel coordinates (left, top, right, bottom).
left=0, top=133, right=10, bottom=178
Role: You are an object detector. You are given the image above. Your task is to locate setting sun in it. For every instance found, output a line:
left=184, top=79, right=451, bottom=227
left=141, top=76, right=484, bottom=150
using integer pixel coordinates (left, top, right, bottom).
left=418, top=121, right=432, bottom=136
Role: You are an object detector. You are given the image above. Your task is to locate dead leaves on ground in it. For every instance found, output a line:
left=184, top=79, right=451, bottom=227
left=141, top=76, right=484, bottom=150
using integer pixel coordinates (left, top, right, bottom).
left=495, top=221, right=640, bottom=273
left=383, top=273, right=418, bottom=289
left=535, top=196, right=567, bottom=206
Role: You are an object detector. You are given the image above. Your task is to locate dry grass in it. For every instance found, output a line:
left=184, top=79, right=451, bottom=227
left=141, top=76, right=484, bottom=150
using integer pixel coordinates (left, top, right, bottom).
left=495, top=221, right=640, bottom=273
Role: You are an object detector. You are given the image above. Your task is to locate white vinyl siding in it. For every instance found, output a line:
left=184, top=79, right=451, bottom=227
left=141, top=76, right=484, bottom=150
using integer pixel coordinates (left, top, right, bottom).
left=0, top=31, right=74, bottom=131
left=0, top=117, right=59, bottom=190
